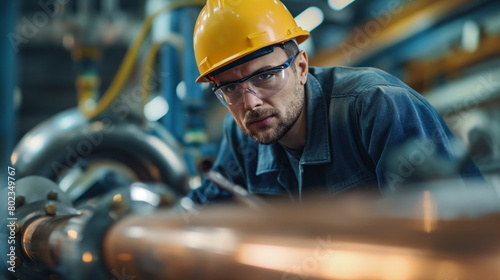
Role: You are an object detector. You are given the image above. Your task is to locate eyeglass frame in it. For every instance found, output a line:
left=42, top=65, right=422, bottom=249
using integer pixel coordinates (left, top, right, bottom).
left=211, top=51, right=300, bottom=107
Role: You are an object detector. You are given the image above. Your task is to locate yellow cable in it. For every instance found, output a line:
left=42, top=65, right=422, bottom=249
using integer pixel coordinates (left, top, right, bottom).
left=78, top=0, right=205, bottom=119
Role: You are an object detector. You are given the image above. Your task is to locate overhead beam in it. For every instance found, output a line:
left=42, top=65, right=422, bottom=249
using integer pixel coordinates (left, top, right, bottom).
left=310, top=0, right=479, bottom=67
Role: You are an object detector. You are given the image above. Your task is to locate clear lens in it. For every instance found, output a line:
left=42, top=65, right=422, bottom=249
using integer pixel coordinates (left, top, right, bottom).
left=213, top=51, right=299, bottom=107
left=215, top=68, right=287, bottom=107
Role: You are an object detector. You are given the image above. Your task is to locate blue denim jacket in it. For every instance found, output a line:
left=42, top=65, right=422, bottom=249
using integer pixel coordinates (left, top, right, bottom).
left=189, top=66, right=483, bottom=204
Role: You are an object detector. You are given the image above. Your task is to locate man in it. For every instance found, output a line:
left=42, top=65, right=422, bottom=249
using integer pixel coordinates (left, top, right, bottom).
left=188, top=0, right=483, bottom=204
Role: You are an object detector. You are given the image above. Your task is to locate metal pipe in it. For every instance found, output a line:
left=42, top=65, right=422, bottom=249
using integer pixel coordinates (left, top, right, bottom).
left=11, top=109, right=191, bottom=198
left=21, top=215, right=78, bottom=268
left=103, top=194, right=500, bottom=280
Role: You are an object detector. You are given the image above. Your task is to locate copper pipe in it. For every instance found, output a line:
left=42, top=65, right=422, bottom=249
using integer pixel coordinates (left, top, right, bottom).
left=103, top=196, right=500, bottom=280
left=21, top=215, right=79, bottom=268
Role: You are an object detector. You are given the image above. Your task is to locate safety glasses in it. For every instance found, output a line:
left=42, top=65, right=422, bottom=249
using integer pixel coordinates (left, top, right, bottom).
left=213, top=52, right=299, bottom=107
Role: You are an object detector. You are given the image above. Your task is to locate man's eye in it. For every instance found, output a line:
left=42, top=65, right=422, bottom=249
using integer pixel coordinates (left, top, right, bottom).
left=258, top=72, right=274, bottom=80
left=223, top=84, right=239, bottom=93
left=256, top=69, right=280, bottom=81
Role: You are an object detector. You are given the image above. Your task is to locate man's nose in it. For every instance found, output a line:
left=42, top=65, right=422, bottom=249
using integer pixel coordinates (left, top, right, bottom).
left=242, top=87, right=263, bottom=110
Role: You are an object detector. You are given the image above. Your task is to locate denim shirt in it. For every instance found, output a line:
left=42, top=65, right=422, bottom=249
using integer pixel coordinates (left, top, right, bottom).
left=188, top=66, right=483, bottom=204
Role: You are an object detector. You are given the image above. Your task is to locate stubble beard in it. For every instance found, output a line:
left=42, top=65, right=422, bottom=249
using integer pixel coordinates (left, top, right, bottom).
left=238, top=84, right=304, bottom=145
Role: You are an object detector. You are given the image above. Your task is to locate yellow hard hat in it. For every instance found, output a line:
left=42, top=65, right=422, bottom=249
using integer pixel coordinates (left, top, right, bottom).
left=193, top=0, right=310, bottom=83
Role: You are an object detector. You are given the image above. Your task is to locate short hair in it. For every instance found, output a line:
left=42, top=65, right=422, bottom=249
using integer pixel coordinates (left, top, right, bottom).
left=278, top=40, right=299, bottom=70
left=281, top=39, right=299, bottom=58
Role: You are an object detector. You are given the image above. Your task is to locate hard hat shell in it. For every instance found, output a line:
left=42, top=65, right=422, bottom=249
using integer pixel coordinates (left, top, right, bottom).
left=193, top=0, right=310, bottom=82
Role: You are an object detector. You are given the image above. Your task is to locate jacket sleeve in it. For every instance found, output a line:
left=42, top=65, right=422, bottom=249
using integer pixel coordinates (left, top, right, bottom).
left=355, top=84, right=485, bottom=193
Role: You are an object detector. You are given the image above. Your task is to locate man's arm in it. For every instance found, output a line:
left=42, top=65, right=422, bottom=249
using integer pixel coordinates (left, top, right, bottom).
left=355, top=84, right=484, bottom=193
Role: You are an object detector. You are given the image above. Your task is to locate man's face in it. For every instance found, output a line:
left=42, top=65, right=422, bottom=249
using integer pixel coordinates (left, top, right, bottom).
left=213, top=48, right=308, bottom=145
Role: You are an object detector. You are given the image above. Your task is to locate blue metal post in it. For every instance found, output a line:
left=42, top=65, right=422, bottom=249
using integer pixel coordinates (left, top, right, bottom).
left=161, top=3, right=217, bottom=175
left=1, top=0, right=17, bottom=180
left=180, top=7, right=205, bottom=133
left=161, top=9, right=184, bottom=142
left=1, top=1, right=17, bottom=278
left=179, top=6, right=212, bottom=174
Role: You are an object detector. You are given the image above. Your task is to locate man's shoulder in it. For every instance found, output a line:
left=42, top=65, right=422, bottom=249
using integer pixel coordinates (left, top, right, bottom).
left=309, top=66, right=411, bottom=97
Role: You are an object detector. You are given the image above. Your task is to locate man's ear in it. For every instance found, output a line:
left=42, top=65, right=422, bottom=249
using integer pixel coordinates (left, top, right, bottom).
left=296, top=50, right=309, bottom=85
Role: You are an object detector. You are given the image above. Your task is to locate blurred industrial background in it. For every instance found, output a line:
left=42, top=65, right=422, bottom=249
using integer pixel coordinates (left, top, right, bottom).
left=4, top=0, right=500, bottom=181
left=1, top=0, right=500, bottom=279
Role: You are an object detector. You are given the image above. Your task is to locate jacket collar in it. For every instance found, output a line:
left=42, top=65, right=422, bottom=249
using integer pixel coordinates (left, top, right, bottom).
left=256, top=73, right=331, bottom=175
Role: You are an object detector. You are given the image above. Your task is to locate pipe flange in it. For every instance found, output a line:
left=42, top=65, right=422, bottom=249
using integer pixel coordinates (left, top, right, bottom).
left=57, top=182, right=176, bottom=280
left=1, top=176, right=77, bottom=280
